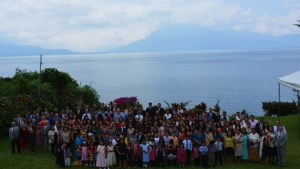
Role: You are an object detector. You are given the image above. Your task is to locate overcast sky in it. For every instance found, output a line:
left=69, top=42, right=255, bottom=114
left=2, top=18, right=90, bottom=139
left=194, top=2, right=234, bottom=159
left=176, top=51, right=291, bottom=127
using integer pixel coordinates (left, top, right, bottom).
left=1, top=0, right=299, bottom=52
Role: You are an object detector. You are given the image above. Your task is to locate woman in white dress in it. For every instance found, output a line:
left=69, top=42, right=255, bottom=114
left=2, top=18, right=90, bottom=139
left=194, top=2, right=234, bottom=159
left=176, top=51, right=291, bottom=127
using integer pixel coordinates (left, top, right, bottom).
left=234, top=128, right=243, bottom=163
left=106, top=141, right=116, bottom=169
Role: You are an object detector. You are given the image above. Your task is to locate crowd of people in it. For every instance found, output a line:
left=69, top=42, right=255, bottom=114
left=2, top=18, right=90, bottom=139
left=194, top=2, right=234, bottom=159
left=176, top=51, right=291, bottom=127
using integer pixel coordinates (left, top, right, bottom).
left=8, top=102, right=288, bottom=168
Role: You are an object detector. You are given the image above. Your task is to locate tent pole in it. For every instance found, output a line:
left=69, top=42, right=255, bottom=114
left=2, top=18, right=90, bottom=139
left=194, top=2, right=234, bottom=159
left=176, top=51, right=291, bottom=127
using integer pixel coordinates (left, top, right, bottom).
left=278, top=83, right=280, bottom=120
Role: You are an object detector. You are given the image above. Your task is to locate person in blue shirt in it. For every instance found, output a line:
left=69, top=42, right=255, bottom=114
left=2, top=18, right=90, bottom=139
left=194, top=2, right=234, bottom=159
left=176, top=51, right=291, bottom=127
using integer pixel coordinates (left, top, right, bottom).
left=114, top=108, right=122, bottom=122
left=75, top=133, right=84, bottom=148
left=194, top=129, right=205, bottom=145
left=199, top=141, right=208, bottom=168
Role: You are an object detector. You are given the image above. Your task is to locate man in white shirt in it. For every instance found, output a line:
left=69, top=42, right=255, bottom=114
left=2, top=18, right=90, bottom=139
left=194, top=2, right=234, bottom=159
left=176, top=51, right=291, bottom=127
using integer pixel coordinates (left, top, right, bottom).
left=249, top=115, right=258, bottom=129
left=135, top=111, right=143, bottom=122
left=164, top=110, right=172, bottom=120
left=9, top=122, right=20, bottom=153
left=182, top=136, right=193, bottom=164
left=273, top=120, right=287, bottom=133
left=81, top=110, right=92, bottom=120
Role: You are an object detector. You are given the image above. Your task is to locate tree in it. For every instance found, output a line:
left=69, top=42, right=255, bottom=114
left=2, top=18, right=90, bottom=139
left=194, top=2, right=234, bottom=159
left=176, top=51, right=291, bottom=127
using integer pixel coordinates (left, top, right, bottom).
left=0, top=68, right=100, bottom=137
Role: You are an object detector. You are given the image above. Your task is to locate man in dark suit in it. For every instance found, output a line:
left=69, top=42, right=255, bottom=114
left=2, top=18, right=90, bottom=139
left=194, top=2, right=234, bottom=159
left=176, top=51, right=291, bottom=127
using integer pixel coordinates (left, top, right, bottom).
left=136, top=130, right=145, bottom=144
left=255, top=117, right=264, bottom=136
left=207, top=108, right=216, bottom=122
left=157, top=103, right=165, bottom=116
left=76, top=105, right=84, bottom=120
left=146, top=102, right=156, bottom=118
left=275, top=126, right=288, bottom=167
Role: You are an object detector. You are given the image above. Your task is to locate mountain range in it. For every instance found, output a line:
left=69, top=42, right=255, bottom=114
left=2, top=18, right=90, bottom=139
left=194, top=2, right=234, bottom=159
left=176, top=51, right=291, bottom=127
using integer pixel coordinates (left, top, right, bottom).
left=1, top=25, right=299, bottom=56
left=109, top=25, right=300, bottom=53
left=0, top=44, right=78, bottom=56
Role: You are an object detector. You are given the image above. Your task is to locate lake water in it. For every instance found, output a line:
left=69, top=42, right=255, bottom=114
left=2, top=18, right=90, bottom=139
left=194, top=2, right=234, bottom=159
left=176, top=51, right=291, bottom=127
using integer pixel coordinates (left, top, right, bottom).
left=1, top=49, right=300, bottom=116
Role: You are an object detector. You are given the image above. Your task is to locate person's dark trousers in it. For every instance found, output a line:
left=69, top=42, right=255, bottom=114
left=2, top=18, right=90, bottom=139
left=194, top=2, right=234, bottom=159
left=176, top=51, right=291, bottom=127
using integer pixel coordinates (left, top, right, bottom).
left=215, top=151, right=223, bottom=166
left=194, top=157, right=200, bottom=166
left=157, top=157, right=165, bottom=167
left=201, top=154, right=208, bottom=168
left=11, top=139, right=21, bottom=153
left=185, top=150, right=191, bottom=164
left=114, top=147, right=119, bottom=166
left=51, top=143, right=55, bottom=156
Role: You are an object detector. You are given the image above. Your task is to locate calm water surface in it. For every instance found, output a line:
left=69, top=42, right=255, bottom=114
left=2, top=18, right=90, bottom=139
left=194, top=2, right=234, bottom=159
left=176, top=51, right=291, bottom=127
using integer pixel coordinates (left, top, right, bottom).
left=1, top=49, right=300, bottom=116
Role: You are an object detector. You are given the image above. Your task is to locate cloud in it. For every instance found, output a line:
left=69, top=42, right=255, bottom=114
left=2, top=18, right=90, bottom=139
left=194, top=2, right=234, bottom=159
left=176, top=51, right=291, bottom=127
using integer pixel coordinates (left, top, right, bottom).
left=0, top=0, right=299, bottom=52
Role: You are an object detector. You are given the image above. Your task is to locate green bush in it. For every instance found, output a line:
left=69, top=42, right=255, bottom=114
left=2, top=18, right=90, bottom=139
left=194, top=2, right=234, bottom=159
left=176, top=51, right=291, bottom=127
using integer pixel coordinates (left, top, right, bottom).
left=262, top=101, right=298, bottom=116
left=0, top=68, right=100, bottom=137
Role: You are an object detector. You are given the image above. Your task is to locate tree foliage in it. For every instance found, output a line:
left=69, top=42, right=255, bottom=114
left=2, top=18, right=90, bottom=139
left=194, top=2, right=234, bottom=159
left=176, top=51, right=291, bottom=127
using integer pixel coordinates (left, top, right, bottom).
left=0, top=68, right=100, bottom=137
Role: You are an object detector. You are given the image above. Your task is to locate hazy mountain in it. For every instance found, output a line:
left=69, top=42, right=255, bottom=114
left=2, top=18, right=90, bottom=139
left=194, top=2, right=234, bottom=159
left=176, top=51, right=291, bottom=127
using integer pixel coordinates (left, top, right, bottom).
left=109, top=25, right=300, bottom=53
left=0, top=44, right=78, bottom=56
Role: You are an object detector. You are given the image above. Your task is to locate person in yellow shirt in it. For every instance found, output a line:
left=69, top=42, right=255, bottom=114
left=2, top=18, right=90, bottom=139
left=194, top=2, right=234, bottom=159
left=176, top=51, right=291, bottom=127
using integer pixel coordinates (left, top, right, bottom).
left=224, top=131, right=234, bottom=163
left=205, top=129, right=214, bottom=145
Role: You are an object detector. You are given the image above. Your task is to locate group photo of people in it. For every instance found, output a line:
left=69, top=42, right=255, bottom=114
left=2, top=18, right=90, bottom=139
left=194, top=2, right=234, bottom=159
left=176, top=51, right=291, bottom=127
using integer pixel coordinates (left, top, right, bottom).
left=8, top=102, right=288, bottom=168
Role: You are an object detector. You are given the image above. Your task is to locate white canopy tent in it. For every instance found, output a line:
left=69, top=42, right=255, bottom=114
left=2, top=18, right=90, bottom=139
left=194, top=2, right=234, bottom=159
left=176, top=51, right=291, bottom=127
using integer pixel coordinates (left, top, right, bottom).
left=278, top=70, right=300, bottom=142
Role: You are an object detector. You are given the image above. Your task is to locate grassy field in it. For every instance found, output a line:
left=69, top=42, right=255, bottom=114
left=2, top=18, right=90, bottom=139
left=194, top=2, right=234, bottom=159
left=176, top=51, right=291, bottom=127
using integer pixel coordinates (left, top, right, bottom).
left=0, top=115, right=299, bottom=169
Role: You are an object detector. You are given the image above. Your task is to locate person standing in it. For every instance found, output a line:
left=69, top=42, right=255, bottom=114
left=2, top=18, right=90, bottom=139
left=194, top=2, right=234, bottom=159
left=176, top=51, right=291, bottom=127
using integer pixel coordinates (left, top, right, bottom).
left=106, top=141, right=117, bottom=169
left=199, top=141, right=208, bottom=169
left=140, top=139, right=150, bottom=167
left=214, top=137, right=223, bottom=166
left=234, top=128, right=243, bottom=163
left=268, top=126, right=277, bottom=164
left=9, top=122, right=21, bottom=154
left=249, top=128, right=260, bottom=162
left=19, top=124, right=28, bottom=155
left=182, top=135, right=192, bottom=164
left=117, top=139, right=128, bottom=168
left=35, top=124, right=44, bottom=152
left=43, top=121, right=50, bottom=152
left=28, top=123, right=36, bottom=153
left=96, top=140, right=107, bottom=169
left=275, top=126, right=288, bottom=167
left=241, top=128, right=249, bottom=161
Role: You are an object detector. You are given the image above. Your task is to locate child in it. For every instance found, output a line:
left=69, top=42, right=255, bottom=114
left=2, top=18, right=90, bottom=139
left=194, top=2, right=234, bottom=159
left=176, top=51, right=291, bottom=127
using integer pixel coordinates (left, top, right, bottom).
left=107, top=141, right=117, bottom=169
left=208, top=141, right=216, bottom=167
left=89, top=142, right=95, bottom=166
left=81, top=142, right=89, bottom=166
left=156, top=143, right=165, bottom=167
left=193, top=143, right=200, bottom=166
left=199, top=141, right=208, bottom=169
left=64, top=147, right=72, bottom=167
left=96, top=140, right=107, bottom=169
left=134, top=140, right=142, bottom=167
left=127, top=144, right=134, bottom=168
left=149, top=145, right=156, bottom=167
left=74, top=145, right=82, bottom=166
left=56, top=147, right=65, bottom=168
left=140, top=139, right=150, bottom=167
left=177, top=143, right=186, bottom=167
left=116, top=139, right=127, bottom=168
left=214, top=137, right=223, bottom=166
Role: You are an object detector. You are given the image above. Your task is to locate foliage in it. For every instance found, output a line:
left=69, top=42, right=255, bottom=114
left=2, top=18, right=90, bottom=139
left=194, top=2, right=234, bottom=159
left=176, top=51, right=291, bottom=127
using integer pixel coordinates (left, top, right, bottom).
left=262, top=101, right=298, bottom=116
left=0, top=68, right=100, bottom=137
left=112, top=96, right=139, bottom=110
left=193, top=102, right=207, bottom=114
left=213, top=100, right=221, bottom=112
left=163, top=100, right=192, bottom=110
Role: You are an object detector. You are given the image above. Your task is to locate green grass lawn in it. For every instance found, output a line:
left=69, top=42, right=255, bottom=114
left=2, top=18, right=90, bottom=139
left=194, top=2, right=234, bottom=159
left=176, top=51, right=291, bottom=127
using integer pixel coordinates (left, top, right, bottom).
left=0, top=115, right=299, bottom=169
